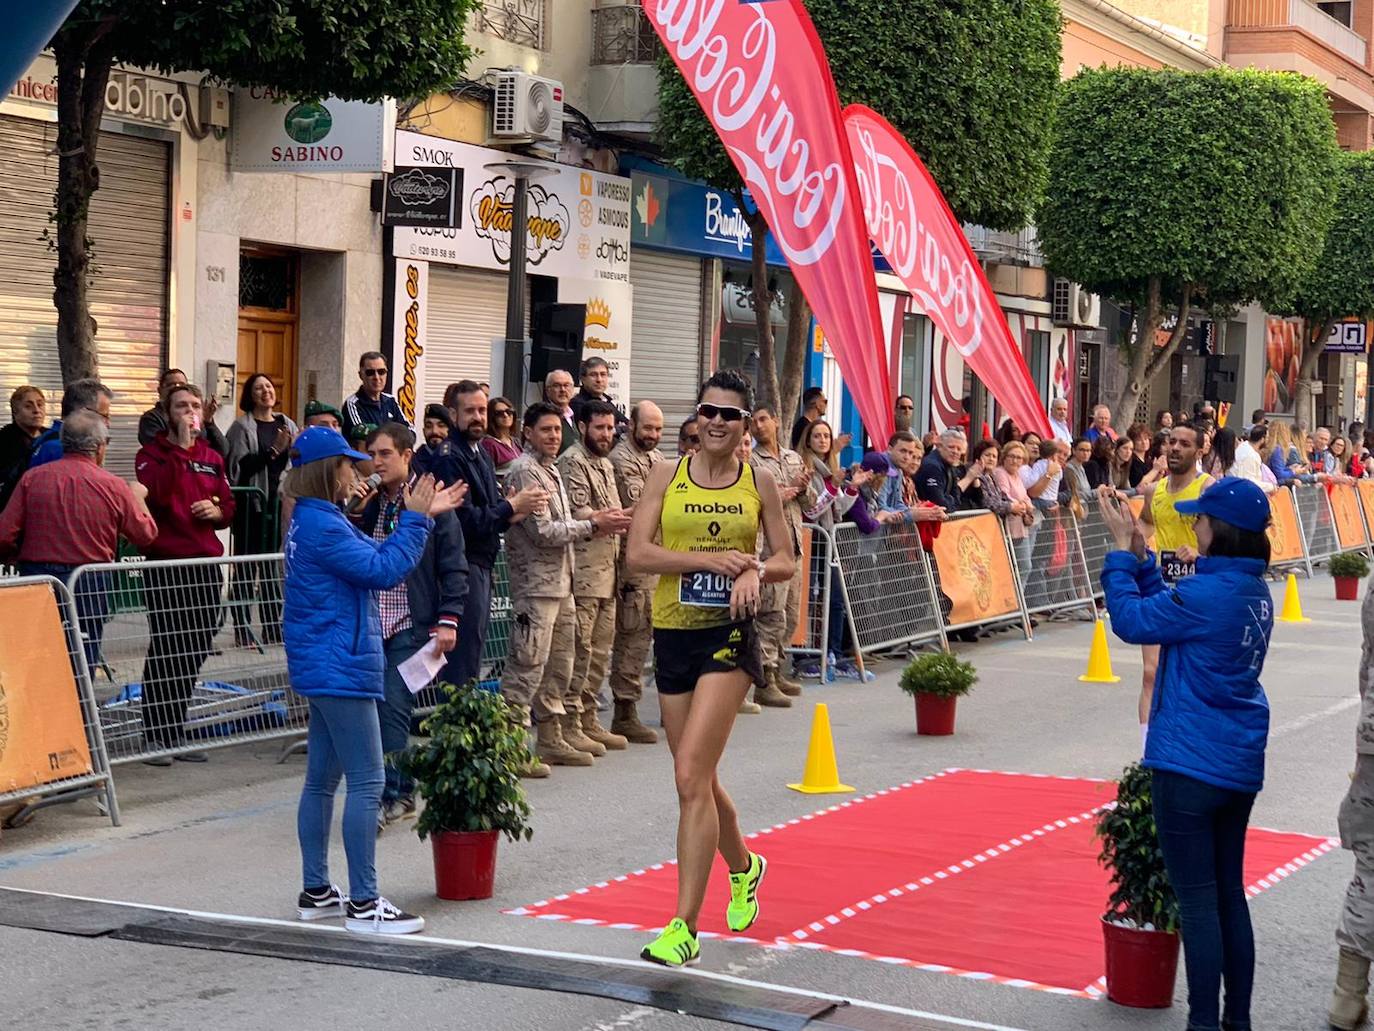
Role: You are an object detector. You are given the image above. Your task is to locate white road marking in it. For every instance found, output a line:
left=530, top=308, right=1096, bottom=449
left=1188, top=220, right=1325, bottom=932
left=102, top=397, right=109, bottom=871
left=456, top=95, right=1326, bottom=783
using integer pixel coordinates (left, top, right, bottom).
left=1270, top=696, right=1360, bottom=740
left=0, top=885, right=1031, bottom=1031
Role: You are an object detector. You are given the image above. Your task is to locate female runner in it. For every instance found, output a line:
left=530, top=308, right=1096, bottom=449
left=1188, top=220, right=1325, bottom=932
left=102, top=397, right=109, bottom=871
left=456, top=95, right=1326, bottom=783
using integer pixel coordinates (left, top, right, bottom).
left=627, top=370, right=794, bottom=966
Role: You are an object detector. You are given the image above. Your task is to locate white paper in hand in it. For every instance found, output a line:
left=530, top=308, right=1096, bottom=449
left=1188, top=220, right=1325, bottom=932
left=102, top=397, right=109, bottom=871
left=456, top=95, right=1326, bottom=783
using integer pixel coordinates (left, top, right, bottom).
left=398, top=637, right=446, bottom=695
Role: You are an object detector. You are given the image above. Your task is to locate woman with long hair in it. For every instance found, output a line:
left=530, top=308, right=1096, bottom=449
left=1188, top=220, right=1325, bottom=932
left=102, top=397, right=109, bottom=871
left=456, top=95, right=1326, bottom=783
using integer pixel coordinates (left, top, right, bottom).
left=281, top=427, right=465, bottom=934
left=1108, top=436, right=1135, bottom=491
left=480, top=395, right=522, bottom=473
left=994, top=417, right=1022, bottom=447
left=1098, top=478, right=1273, bottom=1031
left=1266, top=422, right=1300, bottom=486
left=1085, top=436, right=1114, bottom=490
left=626, top=370, right=793, bottom=967
left=1154, top=409, right=1174, bottom=432
left=225, top=373, right=299, bottom=647
left=1210, top=427, right=1239, bottom=479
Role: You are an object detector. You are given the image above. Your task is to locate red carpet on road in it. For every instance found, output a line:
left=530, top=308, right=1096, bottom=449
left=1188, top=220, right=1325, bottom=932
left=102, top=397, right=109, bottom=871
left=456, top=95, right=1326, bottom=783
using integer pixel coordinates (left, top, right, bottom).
left=508, top=769, right=1337, bottom=997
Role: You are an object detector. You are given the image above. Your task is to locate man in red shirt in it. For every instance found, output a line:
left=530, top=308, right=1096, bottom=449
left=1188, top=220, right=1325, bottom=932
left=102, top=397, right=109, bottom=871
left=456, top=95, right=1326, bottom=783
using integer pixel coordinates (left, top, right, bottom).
left=0, top=408, right=158, bottom=671
left=135, top=384, right=235, bottom=763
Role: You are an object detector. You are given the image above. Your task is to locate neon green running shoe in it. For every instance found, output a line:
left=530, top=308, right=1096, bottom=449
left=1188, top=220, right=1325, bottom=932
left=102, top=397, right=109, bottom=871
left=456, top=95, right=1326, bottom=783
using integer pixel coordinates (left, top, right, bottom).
left=726, top=851, right=767, bottom=933
left=640, top=917, right=700, bottom=967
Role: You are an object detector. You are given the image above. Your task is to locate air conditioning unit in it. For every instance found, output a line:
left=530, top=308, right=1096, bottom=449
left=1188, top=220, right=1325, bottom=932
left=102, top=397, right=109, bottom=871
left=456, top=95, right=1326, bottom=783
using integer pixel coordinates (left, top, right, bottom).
left=492, top=70, right=564, bottom=142
left=1052, top=278, right=1101, bottom=328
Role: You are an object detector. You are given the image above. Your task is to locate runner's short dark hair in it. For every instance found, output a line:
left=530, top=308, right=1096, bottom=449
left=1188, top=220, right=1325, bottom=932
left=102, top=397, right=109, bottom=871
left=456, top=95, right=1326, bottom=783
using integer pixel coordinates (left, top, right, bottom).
left=696, top=369, right=754, bottom=411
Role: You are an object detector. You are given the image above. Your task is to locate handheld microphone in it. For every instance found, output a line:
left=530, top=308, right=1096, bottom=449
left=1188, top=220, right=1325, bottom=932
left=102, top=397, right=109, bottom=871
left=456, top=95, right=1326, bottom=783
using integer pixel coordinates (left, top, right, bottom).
left=345, top=472, right=383, bottom=514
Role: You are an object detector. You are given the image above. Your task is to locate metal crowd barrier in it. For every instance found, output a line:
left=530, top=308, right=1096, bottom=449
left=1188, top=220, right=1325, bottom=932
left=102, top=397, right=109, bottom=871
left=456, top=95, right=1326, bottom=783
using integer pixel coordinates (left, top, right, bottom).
left=0, top=575, right=120, bottom=828
left=1015, top=505, right=1097, bottom=621
left=412, top=550, right=513, bottom=717
left=828, top=522, right=944, bottom=656
left=1294, top=481, right=1340, bottom=567
left=792, top=524, right=833, bottom=662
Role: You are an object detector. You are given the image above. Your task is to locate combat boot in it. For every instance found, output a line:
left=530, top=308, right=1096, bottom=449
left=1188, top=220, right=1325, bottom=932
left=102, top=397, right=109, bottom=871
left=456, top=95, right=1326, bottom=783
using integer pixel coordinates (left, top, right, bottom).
left=581, top=708, right=628, bottom=750
left=754, top=669, right=792, bottom=708
left=536, top=717, right=595, bottom=766
left=561, top=711, right=606, bottom=757
left=612, top=700, right=659, bottom=744
left=507, top=704, right=550, bottom=778
left=1330, top=947, right=1370, bottom=1030
left=738, top=697, right=762, bottom=715
left=776, top=667, right=803, bottom=697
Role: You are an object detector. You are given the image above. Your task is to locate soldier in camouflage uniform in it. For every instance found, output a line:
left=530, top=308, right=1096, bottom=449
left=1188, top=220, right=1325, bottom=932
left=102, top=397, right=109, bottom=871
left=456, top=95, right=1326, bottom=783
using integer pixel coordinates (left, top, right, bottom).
left=558, top=399, right=632, bottom=755
left=1332, top=580, right=1374, bottom=1029
left=748, top=404, right=814, bottom=705
left=500, top=402, right=631, bottom=772
left=607, top=401, right=665, bottom=743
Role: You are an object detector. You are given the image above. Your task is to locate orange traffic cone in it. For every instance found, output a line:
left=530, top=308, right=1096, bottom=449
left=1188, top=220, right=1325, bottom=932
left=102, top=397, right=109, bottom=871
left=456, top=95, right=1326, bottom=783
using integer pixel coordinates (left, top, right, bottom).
left=1078, top=620, right=1121, bottom=684
left=787, top=703, right=854, bottom=795
left=1277, top=573, right=1310, bottom=623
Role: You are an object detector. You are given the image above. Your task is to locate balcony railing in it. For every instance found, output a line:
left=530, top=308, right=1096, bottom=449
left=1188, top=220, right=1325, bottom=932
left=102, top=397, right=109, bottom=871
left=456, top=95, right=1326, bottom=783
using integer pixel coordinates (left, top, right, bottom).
left=1228, top=0, right=1368, bottom=65
left=475, top=0, right=546, bottom=50
left=963, top=224, right=1043, bottom=267
left=592, top=4, right=662, bottom=65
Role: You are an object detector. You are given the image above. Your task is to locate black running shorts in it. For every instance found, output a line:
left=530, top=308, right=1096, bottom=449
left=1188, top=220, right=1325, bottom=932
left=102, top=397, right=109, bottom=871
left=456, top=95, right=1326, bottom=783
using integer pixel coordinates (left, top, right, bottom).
left=652, top=620, right=765, bottom=696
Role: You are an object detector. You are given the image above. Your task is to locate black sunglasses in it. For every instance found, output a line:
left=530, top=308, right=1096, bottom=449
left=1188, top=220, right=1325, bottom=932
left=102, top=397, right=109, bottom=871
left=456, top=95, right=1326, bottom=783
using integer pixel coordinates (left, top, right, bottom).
left=696, top=403, right=750, bottom=423
left=363, top=368, right=388, bottom=378
left=493, top=408, right=513, bottom=417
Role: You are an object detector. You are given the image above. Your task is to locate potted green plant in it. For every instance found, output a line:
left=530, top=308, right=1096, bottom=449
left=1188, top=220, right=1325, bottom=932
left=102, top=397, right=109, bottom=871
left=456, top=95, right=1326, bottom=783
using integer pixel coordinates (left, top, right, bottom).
left=1096, top=762, right=1180, bottom=1008
left=1330, top=551, right=1369, bottom=602
left=898, top=652, right=976, bottom=735
left=397, top=681, right=533, bottom=901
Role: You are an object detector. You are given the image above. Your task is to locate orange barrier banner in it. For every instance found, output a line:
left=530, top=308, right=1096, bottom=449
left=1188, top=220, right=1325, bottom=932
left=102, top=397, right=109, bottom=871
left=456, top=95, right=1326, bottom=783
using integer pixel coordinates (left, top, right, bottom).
left=931, top=513, right=1021, bottom=626
left=790, top=527, right=813, bottom=648
left=0, top=583, right=92, bottom=793
left=1266, top=489, right=1304, bottom=565
left=1360, top=481, right=1374, bottom=541
left=1332, top=483, right=1371, bottom=550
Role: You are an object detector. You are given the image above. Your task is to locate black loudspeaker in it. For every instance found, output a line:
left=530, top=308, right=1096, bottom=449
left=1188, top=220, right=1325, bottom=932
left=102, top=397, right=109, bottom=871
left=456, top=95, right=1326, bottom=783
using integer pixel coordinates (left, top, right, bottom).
left=1204, top=354, right=1240, bottom=404
left=529, top=302, right=585, bottom=384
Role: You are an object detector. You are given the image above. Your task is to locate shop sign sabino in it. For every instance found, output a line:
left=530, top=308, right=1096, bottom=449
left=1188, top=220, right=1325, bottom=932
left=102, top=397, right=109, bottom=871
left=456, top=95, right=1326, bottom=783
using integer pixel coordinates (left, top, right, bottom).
left=231, top=88, right=394, bottom=173
left=392, top=130, right=631, bottom=283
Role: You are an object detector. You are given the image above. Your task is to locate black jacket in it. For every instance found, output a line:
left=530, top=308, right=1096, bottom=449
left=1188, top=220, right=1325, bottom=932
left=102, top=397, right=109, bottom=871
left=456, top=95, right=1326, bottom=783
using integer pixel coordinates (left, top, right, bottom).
left=915, top=450, right=972, bottom=512
left=427, top=439, right=513, bottom=569
left=341, top=390, right=406, bottom=437
left=569, top=387, right=628, bottom=432
left=360, top=494, right=469, bottom=632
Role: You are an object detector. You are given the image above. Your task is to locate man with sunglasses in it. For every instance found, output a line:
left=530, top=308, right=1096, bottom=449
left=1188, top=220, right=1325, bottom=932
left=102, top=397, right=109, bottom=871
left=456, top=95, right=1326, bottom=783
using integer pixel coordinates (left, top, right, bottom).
left=894, top=395, right=915, bottom=433
left=342, top=352, right=406, bottom=440
left=361, top=422, right=469, bottom=828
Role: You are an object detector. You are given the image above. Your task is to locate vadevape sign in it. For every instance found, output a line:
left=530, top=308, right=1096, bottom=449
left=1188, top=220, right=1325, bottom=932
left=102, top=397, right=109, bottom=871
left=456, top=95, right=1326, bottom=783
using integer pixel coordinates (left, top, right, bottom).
left=232, top=89, right=394, bottom=173
left=392, top=130, right=631, bottom=283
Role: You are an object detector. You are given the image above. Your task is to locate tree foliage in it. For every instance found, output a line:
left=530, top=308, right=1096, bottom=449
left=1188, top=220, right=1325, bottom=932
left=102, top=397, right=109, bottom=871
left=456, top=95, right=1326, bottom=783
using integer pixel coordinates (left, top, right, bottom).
left=655, top=0, right=1062, bottom=417
left=1039, top=67, right=1340, bottom=429
left=1282, top=151, right=1374, bottom=425
left=47, top=0, right=478, bottom=381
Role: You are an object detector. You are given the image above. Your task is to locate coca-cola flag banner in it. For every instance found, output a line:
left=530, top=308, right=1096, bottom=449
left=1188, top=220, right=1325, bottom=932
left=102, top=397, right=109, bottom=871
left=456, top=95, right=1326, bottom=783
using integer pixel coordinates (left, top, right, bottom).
left=843, top=104, right=1051, bottom=438
left=645, top=0, right=893, bottom=442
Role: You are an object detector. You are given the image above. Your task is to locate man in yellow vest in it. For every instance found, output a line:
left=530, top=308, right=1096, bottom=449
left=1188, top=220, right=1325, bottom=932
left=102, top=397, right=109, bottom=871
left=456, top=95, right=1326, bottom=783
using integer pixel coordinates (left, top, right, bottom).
left=1135, top=423, right=1210, bottom=736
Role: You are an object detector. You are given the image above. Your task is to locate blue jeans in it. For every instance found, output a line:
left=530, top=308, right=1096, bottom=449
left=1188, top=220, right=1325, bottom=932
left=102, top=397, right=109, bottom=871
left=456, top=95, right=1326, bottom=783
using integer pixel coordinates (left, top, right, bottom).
left=826, top=566, right=846, bottom=655
left=447, top=562, right=491, bottom=688
left=1151, top=768, right=1257, bottom=1031
left=297, top=695, right=384, bottom=902
left=21, top=562, right=110, bottom=673
left=380, top=626, right=428, bottom=805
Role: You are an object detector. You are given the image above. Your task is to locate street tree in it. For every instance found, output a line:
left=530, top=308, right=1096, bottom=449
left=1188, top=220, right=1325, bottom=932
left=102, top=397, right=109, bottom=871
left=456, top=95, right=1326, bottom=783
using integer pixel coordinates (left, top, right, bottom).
left=1038, top=67, right=1340, bottom=431
left=48, top=0, right=477, bottom=383
left=656, top=0, right=1061, bottom=421
left=1280, top=151, right=1374, bottom=426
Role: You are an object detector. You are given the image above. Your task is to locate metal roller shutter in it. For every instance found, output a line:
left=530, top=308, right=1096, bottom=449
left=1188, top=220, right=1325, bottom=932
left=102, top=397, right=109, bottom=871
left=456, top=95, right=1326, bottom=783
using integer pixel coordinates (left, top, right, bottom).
left=629, top=249, right=703, bottom=430
left=0, top=114, right=169, bottom=478
left=425, top=264, right=529, bottom=403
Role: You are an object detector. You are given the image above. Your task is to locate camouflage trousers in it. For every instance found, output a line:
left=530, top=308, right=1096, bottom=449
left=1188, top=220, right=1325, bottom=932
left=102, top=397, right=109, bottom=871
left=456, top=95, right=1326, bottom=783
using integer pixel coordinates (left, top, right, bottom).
left=757, top=555, right=804, bottom=670
left=499, top=593, right=577, bottom=723
left=572, top=594, right=616, bottom=712
left=609, top=579, right=653, bottom=703
left=1338, top=754, right=1374, bottom=958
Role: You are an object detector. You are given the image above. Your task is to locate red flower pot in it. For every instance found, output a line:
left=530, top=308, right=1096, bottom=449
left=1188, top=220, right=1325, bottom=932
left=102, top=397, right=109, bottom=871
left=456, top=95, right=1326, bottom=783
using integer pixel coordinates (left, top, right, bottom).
left=1102, top=917, right=1180, bottom=1008
left=431, top=829, right=499, bottom=900
left=1336, top=576, right=1360, bottom=601
left=915, top=693, right=957, bottom=736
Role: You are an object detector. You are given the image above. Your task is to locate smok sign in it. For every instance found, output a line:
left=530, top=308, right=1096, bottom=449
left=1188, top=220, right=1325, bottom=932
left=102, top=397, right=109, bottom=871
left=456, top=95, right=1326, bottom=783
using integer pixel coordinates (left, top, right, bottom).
left=231, top=88, right=394, bottom=173
left=383, top=166, right=462, bottom=228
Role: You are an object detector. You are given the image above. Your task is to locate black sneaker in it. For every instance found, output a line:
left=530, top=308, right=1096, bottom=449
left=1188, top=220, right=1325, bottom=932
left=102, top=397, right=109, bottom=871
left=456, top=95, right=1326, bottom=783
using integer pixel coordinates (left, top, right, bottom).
left=345, top=896, right=425, bottom=935
left=297, top=884, right=347, bottom=921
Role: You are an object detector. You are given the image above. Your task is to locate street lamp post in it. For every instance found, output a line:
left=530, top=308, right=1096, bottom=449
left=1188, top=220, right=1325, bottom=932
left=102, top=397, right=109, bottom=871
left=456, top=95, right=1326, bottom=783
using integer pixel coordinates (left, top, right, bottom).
left=485, top=159, right=556, bottom=405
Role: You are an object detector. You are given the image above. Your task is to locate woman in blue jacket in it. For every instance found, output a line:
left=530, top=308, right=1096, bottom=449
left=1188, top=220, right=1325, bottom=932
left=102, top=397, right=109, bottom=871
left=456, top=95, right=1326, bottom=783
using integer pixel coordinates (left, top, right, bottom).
left=281, top=427, right=464, bottom=935
left=1099, top=478, right=1273, bottom=1031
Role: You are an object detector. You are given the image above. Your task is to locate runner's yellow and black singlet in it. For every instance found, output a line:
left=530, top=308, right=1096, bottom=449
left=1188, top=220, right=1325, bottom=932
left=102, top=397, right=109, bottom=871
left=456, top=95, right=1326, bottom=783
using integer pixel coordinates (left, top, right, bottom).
left=653, top=455, right=761, bottom=630
left=1151, top=472, right=1211, bottom=582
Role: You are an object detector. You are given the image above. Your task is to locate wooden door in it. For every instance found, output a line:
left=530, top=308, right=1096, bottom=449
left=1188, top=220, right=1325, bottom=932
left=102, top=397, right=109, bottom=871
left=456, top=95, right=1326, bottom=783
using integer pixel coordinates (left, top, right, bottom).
left=236, top=314, right=298, bottom=422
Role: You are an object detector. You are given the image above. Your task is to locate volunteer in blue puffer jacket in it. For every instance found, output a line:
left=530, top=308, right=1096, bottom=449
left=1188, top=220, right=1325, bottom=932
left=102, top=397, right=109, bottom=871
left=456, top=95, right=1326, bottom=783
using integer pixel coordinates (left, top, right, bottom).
left=1098, top=477, right=1273, bottom=1031
left=281, top=427, right=466, bottom=936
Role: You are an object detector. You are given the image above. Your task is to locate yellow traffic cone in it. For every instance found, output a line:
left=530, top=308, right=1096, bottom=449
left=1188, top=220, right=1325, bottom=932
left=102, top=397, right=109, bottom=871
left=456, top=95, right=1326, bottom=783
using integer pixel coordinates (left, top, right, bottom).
left=787, top=703, right=854, bottom=795
left=1278, top=573, right=1311, bottom=623
left=1078, top=620, right=1121, bottom=684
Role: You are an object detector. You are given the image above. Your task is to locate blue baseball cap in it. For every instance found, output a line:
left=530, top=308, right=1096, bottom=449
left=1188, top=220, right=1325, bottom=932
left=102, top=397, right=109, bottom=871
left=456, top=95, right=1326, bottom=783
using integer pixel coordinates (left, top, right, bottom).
left=291, top=425, right=368, bottom=467
left=1173, top=476, right=1270, bottom=532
